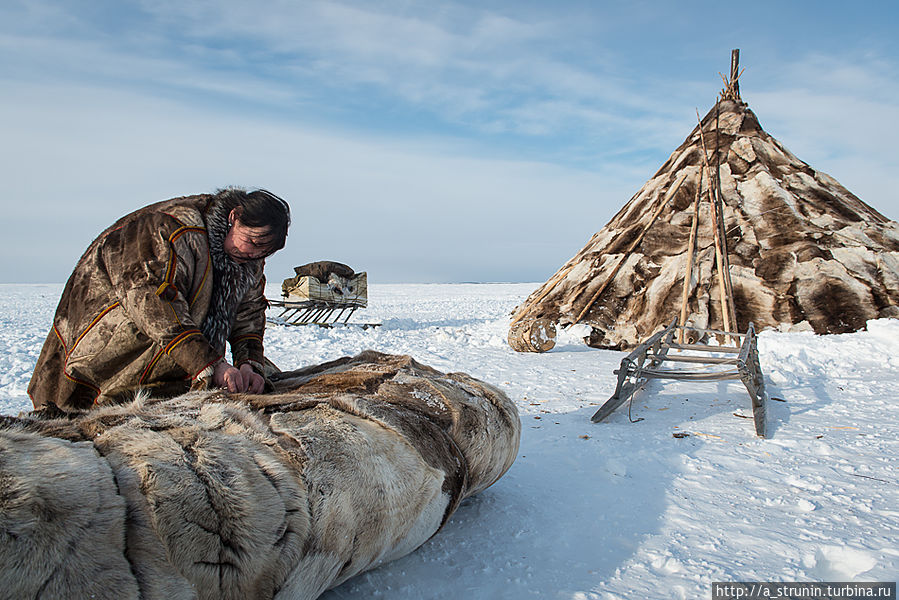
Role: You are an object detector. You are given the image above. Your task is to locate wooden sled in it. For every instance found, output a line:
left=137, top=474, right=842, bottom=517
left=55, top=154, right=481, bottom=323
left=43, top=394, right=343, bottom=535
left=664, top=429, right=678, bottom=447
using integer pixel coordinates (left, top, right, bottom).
left=591, top=318, right=768, bottom=437
left=268, top=271, right=380, bottom=328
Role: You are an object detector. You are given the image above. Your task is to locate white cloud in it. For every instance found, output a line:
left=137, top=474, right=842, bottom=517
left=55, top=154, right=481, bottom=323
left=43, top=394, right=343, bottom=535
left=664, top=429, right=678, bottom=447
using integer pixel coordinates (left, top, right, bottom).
left=54, top=2, right=662, bottom=140
left=748, top=53, right=899, bottom=220
left=0, top=0, right=706, bottom=164
left=0, top=81, right=623, bottom=283
left=2, top=1, right=898, bottom=284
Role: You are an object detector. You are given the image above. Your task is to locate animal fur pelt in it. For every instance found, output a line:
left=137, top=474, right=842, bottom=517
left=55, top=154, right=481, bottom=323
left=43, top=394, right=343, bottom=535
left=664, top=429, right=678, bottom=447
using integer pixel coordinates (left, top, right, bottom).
left=0, top=351, right=520, bottom=600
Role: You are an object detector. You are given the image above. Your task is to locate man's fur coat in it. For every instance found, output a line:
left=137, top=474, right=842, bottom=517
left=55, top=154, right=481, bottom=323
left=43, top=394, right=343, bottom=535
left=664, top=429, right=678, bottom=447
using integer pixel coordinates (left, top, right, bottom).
left=27, top=193, right=267, bottom=412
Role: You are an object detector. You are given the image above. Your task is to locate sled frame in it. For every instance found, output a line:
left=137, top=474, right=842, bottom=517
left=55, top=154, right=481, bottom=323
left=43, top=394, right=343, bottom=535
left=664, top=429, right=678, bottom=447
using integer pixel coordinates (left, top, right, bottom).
left=267, top=298, right=379, bottom=328
left=591, top=318, right=768, bottom=437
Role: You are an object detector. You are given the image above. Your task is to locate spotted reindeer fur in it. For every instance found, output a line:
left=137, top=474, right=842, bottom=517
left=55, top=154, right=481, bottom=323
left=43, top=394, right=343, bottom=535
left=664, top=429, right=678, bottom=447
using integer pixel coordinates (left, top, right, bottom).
left=0, top=352, right=520, bottom=600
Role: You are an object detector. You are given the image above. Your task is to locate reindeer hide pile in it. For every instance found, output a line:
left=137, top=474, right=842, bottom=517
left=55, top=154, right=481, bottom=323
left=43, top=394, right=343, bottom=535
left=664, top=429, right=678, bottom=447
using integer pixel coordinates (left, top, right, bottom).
left=0, top=351, right=520, bottom=600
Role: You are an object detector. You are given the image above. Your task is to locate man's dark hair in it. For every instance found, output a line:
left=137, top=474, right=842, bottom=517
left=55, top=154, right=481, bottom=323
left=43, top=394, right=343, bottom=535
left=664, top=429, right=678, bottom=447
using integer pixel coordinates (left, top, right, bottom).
left=215, top=187, right=291, bottom=254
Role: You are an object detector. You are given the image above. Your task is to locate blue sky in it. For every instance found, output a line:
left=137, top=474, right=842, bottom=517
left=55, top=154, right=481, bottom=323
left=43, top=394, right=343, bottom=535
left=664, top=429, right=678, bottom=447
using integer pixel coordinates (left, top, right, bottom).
left=2, top=0, right=898, bottom=283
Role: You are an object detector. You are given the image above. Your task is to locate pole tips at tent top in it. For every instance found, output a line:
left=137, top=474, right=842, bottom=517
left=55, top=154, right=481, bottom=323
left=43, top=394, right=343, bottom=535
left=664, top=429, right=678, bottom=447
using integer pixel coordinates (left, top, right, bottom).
left=720, top=48, right=743, bottom=103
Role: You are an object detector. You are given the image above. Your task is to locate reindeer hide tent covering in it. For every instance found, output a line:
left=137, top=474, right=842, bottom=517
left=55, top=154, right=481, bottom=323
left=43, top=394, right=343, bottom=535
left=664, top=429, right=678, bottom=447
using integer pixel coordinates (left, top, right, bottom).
left=511, top=99, right=899, bottom=350
left=0, top=351, right=520, bottom=600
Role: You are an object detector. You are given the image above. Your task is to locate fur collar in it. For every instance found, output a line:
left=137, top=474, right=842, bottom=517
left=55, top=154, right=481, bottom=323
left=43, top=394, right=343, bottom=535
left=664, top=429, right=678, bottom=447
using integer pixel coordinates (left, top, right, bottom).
left=201, top=199, right=260, bottom=355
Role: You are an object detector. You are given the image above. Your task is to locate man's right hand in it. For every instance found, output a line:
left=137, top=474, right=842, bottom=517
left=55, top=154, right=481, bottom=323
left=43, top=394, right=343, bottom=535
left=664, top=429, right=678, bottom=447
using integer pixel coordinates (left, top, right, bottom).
left=213, top=360, right=248, bottom=392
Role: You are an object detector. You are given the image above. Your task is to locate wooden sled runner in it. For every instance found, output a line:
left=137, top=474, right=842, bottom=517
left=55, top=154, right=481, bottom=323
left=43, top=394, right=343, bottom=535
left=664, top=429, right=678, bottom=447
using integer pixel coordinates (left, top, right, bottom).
left=591, top=318, right=768, bottom=437
left=268, top=297, right=374, bottom=327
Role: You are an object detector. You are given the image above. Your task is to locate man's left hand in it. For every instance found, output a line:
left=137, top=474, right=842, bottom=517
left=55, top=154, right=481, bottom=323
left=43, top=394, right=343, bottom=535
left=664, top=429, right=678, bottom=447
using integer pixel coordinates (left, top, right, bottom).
left=239, top=363, right=265, bottom=394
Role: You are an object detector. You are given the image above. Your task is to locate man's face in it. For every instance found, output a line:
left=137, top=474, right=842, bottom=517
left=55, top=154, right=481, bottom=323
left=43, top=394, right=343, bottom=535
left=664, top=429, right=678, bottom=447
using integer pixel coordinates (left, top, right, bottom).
left=224, top=209, right=275, bottom=263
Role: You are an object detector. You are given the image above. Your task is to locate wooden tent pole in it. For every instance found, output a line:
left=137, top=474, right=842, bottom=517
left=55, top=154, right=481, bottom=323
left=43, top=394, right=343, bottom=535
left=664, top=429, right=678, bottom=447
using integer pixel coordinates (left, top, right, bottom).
left=709, top=182, right=731, bottom=332
left=717, top=180, right=739, bottom=330
left=573, top=172, right=688, bottom=324
left=720, top=48, right=744, bottom=102
left=714, top=102, right=739, bottom=330
left=729, top=49, right=741, bottom=101
left=677, top=169, right=703, bottom=343
left=510, top=184, right=650, bottom=327
left=696, top=110, right=731, bottom=332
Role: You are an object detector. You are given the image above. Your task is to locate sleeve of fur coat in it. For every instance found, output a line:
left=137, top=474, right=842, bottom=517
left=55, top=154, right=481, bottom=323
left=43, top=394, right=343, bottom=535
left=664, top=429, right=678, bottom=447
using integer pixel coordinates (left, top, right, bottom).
left=101, top=213, right=224, bottom=379
left=228, top=272, right=267, bottom=372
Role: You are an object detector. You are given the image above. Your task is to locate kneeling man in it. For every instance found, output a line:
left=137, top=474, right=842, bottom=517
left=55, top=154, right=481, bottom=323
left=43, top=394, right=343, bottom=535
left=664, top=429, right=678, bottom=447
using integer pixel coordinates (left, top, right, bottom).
left=28, top=187, right=291, bottom=413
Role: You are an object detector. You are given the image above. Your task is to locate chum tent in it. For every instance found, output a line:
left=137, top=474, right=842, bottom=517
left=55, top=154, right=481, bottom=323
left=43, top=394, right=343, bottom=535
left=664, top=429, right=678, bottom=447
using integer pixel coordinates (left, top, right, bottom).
left=510, top=53, right=899, bottom=351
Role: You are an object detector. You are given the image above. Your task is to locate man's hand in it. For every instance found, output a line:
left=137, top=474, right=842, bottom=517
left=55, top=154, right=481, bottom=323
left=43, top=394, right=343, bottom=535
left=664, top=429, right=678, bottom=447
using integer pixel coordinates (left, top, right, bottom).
left=239, top=363, right=265, bottom=394
left=213, top=360, right=264, bottom=393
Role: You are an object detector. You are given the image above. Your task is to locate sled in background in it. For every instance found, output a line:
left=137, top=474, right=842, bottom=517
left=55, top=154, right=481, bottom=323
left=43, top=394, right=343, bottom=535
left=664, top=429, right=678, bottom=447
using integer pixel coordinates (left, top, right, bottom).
left=268, top=261, right=379, bottom=328
left=591, top=318, right=768, bottom=437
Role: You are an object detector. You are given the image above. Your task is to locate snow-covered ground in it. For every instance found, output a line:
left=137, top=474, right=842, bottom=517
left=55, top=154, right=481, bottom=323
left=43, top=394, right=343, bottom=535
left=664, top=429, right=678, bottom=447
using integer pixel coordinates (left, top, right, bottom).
left=1, top=282, right=897, bottom=598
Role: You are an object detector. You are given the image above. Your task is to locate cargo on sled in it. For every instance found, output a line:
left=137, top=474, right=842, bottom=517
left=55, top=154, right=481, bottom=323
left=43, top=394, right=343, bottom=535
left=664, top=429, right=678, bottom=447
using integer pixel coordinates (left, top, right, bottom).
left=268, top=261, right=378, bottom=327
